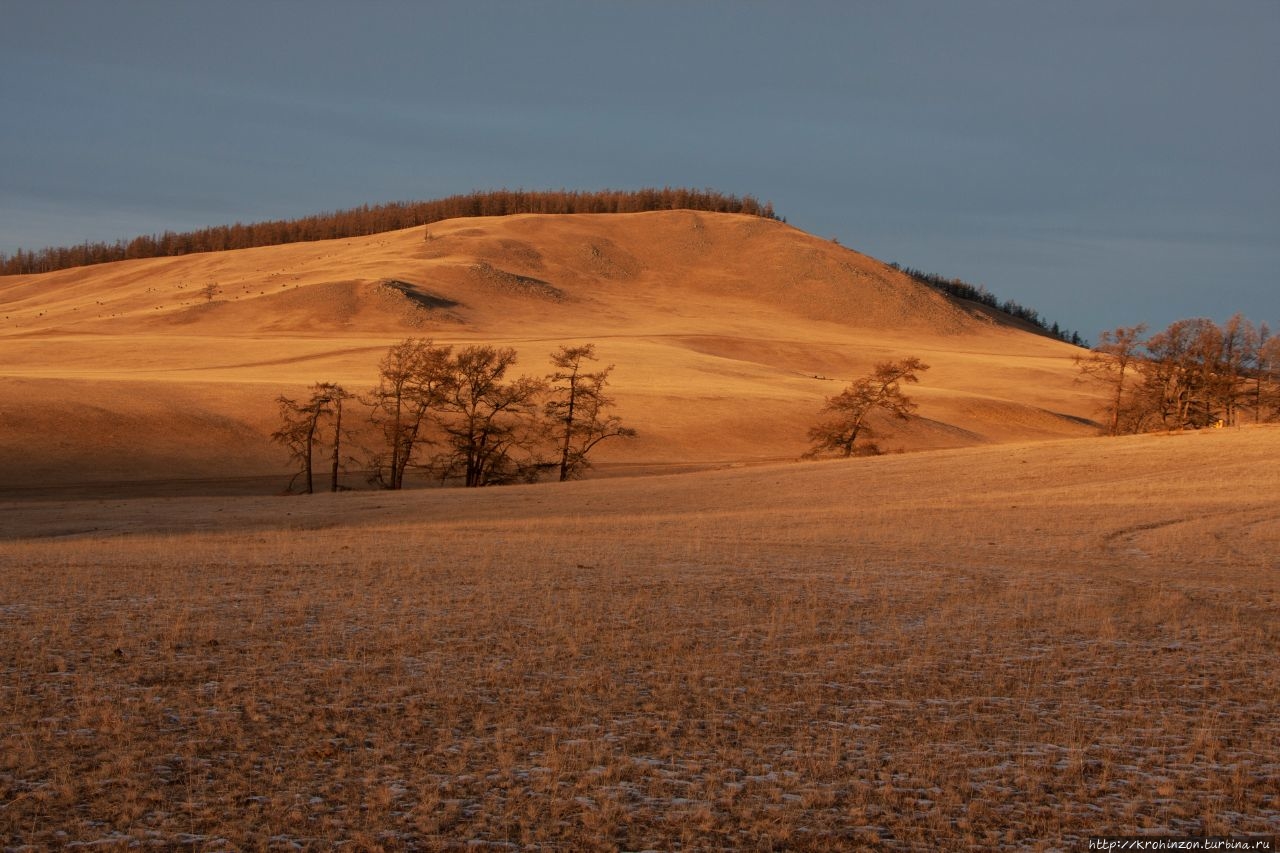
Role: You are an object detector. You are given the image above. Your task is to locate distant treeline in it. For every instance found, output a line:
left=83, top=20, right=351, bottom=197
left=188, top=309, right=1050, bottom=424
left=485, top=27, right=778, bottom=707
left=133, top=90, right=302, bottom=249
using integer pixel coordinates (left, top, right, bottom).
left=0, top=188, right=779, bottom=276
left=890, top=263, right=1085, bottom=347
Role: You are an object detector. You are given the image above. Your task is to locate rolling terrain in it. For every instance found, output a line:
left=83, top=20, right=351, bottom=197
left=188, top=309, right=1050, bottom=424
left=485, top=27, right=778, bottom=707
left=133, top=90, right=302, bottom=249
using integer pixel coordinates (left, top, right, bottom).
left=0, top=211, right=1096, bottom=493
left=1, top=428, right=1276, bottom=847
left=2, top=210, right=1277, bottom=846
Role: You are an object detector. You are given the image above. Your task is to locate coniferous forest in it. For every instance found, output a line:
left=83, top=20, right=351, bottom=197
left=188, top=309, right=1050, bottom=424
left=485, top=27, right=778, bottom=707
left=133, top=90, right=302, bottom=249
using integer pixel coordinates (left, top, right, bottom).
left=890, top=263, right=1085, bottom=346
left=0, top=188, right=777, bottom=276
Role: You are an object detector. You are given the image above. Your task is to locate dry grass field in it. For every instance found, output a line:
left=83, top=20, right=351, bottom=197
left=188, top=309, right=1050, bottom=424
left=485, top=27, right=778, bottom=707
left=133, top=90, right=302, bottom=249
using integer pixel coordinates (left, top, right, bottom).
left=2, top=428, right=1277, bottom=849
left=1, top=212, right=1275, bottom=849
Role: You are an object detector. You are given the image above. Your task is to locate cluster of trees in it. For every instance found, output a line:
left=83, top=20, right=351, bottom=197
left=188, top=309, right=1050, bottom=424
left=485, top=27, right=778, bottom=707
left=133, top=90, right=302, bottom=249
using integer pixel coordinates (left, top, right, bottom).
left=806, top=358, right=931, bottom=458
left=273, top=341, right=634, bottom=493
left=0, top=188, right=779, bottom=276
left=889, top=263, right=1085, bottom=346
left=1077, top=314, right=1280, bottom=435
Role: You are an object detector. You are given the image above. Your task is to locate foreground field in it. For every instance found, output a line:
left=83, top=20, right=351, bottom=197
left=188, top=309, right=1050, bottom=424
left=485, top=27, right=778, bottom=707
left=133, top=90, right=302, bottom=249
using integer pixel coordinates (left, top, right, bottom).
left=1, top=429, right=1277, bottom=849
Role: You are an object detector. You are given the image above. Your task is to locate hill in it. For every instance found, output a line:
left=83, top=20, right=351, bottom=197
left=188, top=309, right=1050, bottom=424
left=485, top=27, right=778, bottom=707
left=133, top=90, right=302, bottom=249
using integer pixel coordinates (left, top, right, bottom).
left=0, top=211, right=1099, bottom=493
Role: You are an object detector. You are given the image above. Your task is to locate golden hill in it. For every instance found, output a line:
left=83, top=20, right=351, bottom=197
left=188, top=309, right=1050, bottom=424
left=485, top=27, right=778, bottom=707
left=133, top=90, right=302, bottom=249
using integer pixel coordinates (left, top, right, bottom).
left=0, top=211, right=1100, bottom=492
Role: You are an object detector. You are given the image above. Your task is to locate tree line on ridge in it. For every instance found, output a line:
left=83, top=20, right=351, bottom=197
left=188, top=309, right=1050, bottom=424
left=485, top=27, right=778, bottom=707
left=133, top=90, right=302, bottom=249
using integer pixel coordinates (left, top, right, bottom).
left=0, top=188, right=778, bottom=276
left=889, top=263, right=1085, bottom=347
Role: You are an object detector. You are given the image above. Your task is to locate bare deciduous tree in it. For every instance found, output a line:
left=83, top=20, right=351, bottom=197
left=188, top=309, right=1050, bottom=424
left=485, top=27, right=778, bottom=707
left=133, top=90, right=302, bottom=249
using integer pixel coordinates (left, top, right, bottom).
left=1255, top=325, right=1280, bottom=421
left=545, top=344, right=636, bottom=481
left=1141, top=319, right=1197, bottom=430
left=1139, top=318, right=1241, bottom=431
left=367, top=339, right=453, bottom=490
left=1217, top=313, right=1254, bottom=427
left=1074, top=324, right=1147, bottom=435
left=806, top=357, right=930, bottom=458
left=321, top=382, right=353, bottom=492
left=272, top=382, right=346, bottom=494
left=436, top=345, right=547, bottom=487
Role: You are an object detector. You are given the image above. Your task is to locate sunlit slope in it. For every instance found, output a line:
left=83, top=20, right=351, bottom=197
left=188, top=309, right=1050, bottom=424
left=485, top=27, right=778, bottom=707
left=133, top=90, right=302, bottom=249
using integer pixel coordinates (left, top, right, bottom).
left=0, top=211, right=1100, bottom=490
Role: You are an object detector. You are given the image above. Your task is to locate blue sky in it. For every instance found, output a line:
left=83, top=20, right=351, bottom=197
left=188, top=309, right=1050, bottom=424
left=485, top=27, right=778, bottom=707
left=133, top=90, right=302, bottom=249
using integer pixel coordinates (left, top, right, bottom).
left=2, top=1, right=1277, bottom=339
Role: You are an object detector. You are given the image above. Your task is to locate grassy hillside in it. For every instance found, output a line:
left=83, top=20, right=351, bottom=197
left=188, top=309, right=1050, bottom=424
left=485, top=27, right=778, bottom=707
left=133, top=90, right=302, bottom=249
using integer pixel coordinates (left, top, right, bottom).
left=0, top=211, right=1098, bottom=493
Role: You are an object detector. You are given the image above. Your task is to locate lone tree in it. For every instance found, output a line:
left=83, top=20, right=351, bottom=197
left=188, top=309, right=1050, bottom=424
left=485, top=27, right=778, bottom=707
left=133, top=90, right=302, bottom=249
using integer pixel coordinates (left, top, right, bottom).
left=367, top=338, right=454, bottom=490
left=272, top=382, right=347, bottom=493
left=545, top=344, right=636, bottom=481
left=806, top=357, right=930, bottom=458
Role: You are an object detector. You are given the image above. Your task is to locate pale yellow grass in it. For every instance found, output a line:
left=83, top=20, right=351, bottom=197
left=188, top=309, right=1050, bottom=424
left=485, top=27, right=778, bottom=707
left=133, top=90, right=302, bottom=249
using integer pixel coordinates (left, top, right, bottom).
left=1, top=429, right=1276, bottom=849
left=0, top=212, right=1098, bottom=490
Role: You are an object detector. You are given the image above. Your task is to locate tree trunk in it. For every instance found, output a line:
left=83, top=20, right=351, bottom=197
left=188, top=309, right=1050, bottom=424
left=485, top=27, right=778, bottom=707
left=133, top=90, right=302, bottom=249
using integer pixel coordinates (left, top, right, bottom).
left=390, top=396, right=403, bottom=490
left=558, top=377, right=578, bottom=482
left=303, top=418, right=316, bottom=494
left=330, top=396, right=343, bottom=493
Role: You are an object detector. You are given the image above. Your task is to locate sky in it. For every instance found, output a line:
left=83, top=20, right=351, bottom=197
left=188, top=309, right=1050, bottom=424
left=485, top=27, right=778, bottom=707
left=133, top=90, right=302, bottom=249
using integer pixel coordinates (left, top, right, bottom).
left=2, top=1, right=1277, bottom=340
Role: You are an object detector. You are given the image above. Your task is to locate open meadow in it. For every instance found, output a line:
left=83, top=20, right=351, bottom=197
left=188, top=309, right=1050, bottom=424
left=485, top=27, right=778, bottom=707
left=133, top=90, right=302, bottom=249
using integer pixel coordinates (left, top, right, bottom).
left=4, top=4, right=1277, bottom=845
left=2, top=427, right=1277, bottom=850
